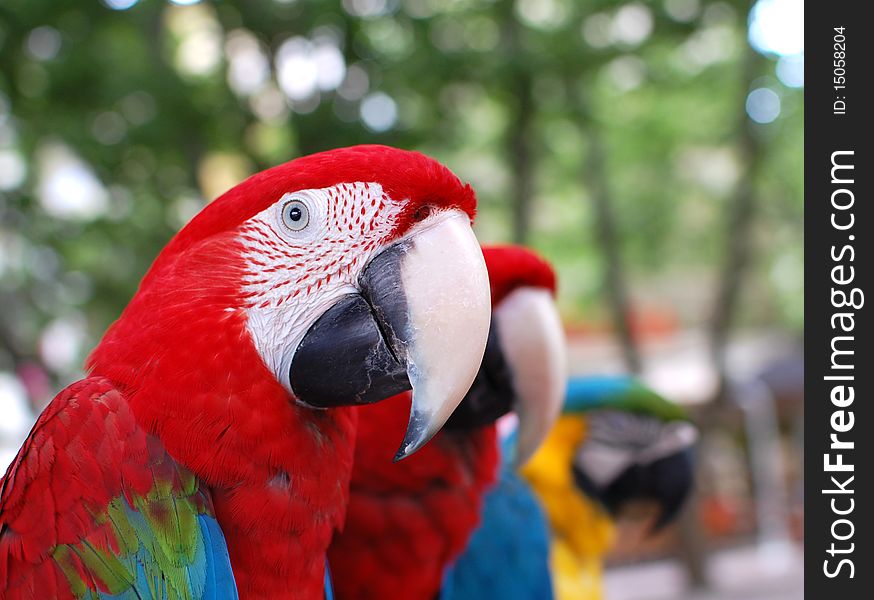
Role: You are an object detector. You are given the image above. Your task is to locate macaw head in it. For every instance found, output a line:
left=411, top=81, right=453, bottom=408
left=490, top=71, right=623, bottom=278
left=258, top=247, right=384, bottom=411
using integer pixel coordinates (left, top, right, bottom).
left=522, top=377, right=696, bottom=563
left=88, top=145, right=491, bottom=458
left=564, top=377, right=697, bottom=531
left=444, top=245, right=567, bottom=466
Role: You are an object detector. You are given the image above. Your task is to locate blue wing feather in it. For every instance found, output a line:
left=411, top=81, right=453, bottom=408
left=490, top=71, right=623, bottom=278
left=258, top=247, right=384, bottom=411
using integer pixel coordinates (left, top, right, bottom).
left=324, top=560, right=335, bottom=600
left=442, top=460, right=553, bottom=600
left=92, top=501, right=238, bottom=600
left=198, top=515, right=238, bottom=600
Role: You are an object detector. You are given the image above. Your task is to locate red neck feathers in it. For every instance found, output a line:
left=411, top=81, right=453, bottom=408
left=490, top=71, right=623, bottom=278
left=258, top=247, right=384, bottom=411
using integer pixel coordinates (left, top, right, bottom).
left=328, top=394, right=499, bottom=599
left=87, top=233, right=355, bottom=599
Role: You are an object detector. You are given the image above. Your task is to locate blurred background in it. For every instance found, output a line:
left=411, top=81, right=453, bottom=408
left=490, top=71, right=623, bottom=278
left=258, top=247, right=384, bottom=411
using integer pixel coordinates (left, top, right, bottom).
left=0, top=0, right=802, bottom=598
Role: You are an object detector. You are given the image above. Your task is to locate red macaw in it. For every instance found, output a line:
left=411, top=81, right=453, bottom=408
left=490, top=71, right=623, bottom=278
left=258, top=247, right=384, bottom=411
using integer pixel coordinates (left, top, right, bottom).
left=0, top=146, right=492, bottom=600
left=328, top=245, right=566, bottom=599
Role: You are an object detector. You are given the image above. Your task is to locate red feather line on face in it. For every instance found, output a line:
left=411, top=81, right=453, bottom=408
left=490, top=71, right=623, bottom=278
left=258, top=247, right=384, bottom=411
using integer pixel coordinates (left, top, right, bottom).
left=235, top=182, right=387, bottom=313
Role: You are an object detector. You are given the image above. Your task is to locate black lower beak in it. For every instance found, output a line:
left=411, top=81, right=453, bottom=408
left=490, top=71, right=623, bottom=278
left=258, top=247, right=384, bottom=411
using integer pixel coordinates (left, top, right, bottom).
left=443, top=322, right=515, bottom=430
left=648, top=448, right=695, bottom=529
left=289, top=243, right=413, bottom=407
left=573, top=448, right=695, bottom=532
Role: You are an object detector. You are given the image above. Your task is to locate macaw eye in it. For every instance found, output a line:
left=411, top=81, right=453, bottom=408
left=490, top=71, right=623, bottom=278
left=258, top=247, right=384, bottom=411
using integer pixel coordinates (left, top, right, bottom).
left=282, top=199, right=310, bottom=232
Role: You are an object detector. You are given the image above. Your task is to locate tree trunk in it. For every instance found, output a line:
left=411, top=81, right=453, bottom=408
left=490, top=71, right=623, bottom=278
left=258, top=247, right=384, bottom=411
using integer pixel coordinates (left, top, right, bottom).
left=709, top=45, right=768, bottom=405
left=509, top=70, right=535, bottom=245
left=570, top=84, right=643, bottom=374
left=501, top=0, right=535, bottom=245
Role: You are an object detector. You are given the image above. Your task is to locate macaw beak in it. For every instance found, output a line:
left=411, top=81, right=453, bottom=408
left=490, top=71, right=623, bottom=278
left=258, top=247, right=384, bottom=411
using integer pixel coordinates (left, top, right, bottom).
left=444, top=287, right=566, bottom=467
left=572, top=420, right=698, bottom=532
left=289, top=209, right=491, bottom=460
left=646, top=447, right=696, bottom=530
left=495, top=288, right=566, bottom=466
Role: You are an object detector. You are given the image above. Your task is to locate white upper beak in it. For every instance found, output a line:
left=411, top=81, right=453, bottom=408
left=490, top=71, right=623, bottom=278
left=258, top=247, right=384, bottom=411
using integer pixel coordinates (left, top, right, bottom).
left=393, top=210, right=492, bottom=459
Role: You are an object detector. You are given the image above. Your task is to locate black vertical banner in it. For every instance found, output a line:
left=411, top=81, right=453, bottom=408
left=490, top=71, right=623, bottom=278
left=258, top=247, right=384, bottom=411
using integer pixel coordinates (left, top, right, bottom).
left=806, top=2, right=872, bottom=597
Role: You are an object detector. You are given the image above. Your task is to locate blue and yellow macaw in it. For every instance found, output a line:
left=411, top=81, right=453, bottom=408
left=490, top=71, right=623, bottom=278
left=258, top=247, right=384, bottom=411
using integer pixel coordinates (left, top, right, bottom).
left=527, top=376, right=696, bottom=600
left=443, top=375, right=696, bottom=600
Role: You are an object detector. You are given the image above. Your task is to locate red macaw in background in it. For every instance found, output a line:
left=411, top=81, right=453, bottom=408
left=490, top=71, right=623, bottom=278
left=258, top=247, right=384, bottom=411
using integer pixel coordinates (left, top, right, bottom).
left=0, top=146, right=492, bottom=600
left=328, top=245, right=566, bottom=599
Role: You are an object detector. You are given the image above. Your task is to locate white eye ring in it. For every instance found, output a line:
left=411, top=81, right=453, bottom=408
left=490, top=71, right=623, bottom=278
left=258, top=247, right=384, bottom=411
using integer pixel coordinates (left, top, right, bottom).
left=281, top=199, right=310, bottom=232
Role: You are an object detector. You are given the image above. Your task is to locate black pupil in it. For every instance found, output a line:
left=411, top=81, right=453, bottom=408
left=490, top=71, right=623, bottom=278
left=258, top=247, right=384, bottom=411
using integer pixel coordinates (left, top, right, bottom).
left=289, top=206, right=303, bottom=222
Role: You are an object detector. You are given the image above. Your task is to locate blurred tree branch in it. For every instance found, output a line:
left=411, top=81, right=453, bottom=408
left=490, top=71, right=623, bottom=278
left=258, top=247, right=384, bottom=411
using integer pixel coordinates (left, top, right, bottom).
left=709, top=48, right=769, bottom=407
left=509, top=70, right=535, bottom=245
left=570, top=83, right=642, bottom=374
left=679, top=5, right=770, bottom=587
left=500, top=0, right=535, bottom=246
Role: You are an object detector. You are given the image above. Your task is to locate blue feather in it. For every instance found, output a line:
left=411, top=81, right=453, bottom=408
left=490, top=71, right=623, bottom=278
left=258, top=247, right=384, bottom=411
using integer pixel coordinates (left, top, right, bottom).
left=442, top=452, right=553, bottom=600
left=199, top=515, right=238, bottom=600
left=94, top=509, right=238, bottom=600
left=324, top=560, right=335, bottom=600
left=563, top=375, right=635, bottom=413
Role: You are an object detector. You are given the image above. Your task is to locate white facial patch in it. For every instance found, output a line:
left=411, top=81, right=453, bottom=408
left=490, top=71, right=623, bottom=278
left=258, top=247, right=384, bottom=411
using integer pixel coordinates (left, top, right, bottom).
left=575, top=411, right=698, bottom=487
left=236, top=182, right=403, bottom=392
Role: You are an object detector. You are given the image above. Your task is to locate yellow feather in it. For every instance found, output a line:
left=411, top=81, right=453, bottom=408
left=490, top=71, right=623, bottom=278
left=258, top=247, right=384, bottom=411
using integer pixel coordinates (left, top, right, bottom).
left=522, top=415, right=616, bottom=600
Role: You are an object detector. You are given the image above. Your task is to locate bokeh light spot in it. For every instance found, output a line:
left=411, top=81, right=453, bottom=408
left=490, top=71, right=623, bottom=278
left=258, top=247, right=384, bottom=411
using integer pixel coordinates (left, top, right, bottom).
left=360, top=92, right=398, bottom=132
left=0, top=373, right=31, bottom=435
left=612, top=3, right=654, bottom=47
left=746, top=87, right=781, bottom=123
left=313, top=42, right=346, bottom=91
left=338, top=64, right=370, bottom=101
left=0, top=150, right=27, bottom=190
left=226, top=30, right=270, bottom=97
left=102, top=0, right=140, bottom=10
left=119, top=91, right=157, bottom=125
left=515, top=0, right=569, bottom=30
left=168, top=3, right=223, bottom=78
left=748, top=0, right=803, bottom=57
left=776, top=54, right=804, bottom=88
left=605, top=55, right=647, bottom=92
left=25, top=26, right=62, bottom=61
left=197, top=152, right=253, bottom=200
left=342, top=0, right=393, bottom=18
left=39, top=316, right=87, bottom=373
left=36, top=143, right=109, bottom=221
left=91, top=112, right=127, bottom=145
left=277, top=37, right=319, bottom=101
left=664, top=0, right=700, bottom=23
left=582, top=13, right=612, bottom=48
left=250, top=83, right=290, bottom=122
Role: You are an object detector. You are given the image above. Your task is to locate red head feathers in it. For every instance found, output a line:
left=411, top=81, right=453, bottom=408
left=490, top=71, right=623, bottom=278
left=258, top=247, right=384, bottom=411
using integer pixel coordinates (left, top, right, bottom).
left=483, top=244, right=557, bottom=305
left=148, top=145, right=476, bottom=275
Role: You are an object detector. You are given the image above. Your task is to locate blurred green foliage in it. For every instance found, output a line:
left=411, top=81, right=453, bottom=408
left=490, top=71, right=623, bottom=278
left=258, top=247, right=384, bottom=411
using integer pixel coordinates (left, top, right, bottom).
left=0, top=0, right=802, bottom=383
